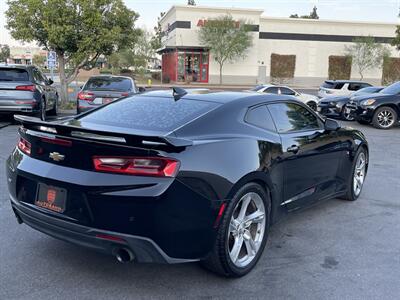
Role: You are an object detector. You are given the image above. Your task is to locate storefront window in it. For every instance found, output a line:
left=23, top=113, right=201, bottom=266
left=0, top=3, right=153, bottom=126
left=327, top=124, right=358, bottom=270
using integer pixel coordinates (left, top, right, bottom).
left=178, top=53, right=185, bottom=82
left=163, top=49, right=209, bottom=83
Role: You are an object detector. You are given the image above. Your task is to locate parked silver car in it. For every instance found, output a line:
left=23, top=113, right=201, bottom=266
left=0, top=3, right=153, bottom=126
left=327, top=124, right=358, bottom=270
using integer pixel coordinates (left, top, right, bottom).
left=318, top=80, right=372, bottom=98
left=247, top=84, right=320, bottom=110
left=77, top=75, right=142, bottom=114
left=0, top=64, right=58, bottom=120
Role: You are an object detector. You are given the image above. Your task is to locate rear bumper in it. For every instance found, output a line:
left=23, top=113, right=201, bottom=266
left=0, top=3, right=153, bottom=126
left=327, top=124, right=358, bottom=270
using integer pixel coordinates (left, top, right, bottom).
left=77, top=100, right=100, bottom=113
left=0, top=104, right=39, bottom=114
left=6, top=151, right=221, bottom=262
left=10, top=195, right=198, bottom=264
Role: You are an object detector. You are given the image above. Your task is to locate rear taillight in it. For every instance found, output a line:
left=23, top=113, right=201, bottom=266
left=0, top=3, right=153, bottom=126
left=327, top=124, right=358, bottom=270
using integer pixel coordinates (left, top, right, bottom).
left=18, top=137, right=31, bottom=155
left=16, top=85, right=36, bottom=92
left=93, top=156, right=180, bottom=177
left=121, top=92, right=129, bottom=97
left=77, top=91, right=95, bottom=101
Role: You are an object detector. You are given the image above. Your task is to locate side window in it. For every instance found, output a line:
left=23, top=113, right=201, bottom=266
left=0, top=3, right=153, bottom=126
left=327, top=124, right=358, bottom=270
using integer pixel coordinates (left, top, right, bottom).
left=334, top=83, right=345, bottom=90
left=245, top=105, right=276, bottom=132
left=348, top=83, right=362, bottom=91
left=267, top=102, right=321, bottom=133
left=280, top=87, right=296, bottom=96
left=361, top=83, right=371, bottom=89
left=264, top=87, right=279, bottom=94
left=32, top=68, right=46, bottom=84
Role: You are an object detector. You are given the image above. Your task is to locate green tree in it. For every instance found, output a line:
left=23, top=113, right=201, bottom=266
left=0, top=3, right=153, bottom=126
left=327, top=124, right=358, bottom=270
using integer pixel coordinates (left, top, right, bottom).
left=6, top=0, right=141, bottom=103
left=198, top=15, right=253, bottom=84
left=0, top=44, right=10, bottom=63
left=107, top=30, right=155, bottom=72
left=32, top=54, right=46, bottom=68
left=290, top=6, right=319, bottom=19
left=392, top=26, right=400, bottom=51
left=188, top=0, right=196, bottom=5
left=151, top=12, right=166, bottom=51
left=345, top=36, right=390, bottom=80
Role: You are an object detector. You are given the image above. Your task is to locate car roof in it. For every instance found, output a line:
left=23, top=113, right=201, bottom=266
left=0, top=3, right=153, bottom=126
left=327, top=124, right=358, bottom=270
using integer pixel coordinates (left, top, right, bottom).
left=325, top=80, right=368, bottom=84
left=88, top=75, right=133, bottom=80
left=258, top=84, right=291, bottom=89
left=0, top=64, right=31, bottom=69
left=139, top=90, right=293, bottom=105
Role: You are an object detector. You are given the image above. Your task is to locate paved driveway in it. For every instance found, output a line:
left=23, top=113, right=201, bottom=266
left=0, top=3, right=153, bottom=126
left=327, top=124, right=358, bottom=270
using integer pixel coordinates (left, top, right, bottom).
left=0, top=119, right=399, bottom=300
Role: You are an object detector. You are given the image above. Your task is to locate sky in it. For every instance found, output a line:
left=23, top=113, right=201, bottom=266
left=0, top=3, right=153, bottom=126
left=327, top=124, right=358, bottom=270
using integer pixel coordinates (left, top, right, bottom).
left=1, top=0, right=399, bottom=46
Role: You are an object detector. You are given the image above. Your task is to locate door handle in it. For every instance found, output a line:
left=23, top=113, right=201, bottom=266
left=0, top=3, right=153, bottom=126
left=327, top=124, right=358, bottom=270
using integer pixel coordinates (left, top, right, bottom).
left=287, top=145, right=300, bottom=154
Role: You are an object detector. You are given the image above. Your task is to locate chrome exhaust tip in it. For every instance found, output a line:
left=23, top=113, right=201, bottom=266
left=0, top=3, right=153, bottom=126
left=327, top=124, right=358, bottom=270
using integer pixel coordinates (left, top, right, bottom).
left=115, top=248, right=134, bottom=263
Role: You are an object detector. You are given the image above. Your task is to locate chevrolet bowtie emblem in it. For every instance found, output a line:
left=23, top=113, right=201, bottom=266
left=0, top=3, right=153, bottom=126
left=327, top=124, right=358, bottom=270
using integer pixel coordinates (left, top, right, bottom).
left=49, top=152, right=65, bottom=162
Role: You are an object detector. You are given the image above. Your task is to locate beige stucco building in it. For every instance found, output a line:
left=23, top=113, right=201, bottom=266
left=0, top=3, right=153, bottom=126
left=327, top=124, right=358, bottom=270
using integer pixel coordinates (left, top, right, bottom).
left=158, top=5, right=398, bottom=86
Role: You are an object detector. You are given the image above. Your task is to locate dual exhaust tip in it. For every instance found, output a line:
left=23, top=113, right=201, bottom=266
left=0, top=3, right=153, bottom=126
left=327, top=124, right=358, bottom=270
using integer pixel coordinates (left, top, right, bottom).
left=115, top=248, right=135, bottom=263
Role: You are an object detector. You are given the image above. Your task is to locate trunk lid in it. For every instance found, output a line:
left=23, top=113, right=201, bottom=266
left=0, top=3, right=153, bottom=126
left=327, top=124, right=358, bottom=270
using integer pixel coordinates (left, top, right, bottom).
left=0, top=81, right=34, bottom=101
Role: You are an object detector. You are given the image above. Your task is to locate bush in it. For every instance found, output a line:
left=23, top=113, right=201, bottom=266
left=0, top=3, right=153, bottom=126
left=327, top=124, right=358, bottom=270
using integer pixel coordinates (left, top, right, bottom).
left=328, top=56, right=352, bottom=80
left=120, top=68, right=133, bottom=75
left=270, top=54, right=296, bottom=84
left=99, top=68, right=113, bottom=74
left=151, top=72, right=161, bottom=81
left=382, top=57, right=400, bottom=85
left=162, top=75, right=170, bottom=84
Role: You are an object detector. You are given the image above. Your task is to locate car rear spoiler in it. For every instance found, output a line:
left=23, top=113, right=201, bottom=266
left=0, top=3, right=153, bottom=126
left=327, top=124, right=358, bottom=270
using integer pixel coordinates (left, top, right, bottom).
left=14, top=115, right=193, bottom=148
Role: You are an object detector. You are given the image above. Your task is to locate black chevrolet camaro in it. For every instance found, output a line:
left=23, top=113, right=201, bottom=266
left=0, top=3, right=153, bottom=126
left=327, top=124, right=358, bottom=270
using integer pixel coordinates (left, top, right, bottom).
left=6, top=89, right=369, bottom=277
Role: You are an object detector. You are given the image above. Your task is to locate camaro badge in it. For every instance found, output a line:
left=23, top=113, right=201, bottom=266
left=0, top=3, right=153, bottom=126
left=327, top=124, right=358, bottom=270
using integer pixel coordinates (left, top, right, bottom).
left=49, top=152, right=65, bottom=162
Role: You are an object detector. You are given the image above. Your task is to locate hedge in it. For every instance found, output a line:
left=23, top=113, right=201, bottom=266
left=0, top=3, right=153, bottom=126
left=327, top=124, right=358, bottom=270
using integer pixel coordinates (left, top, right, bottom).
left=328, top=56, right=352, bottom=80
left=382, top=57, right=400, bottom=85
left=270, top=53, right=296, bottom=83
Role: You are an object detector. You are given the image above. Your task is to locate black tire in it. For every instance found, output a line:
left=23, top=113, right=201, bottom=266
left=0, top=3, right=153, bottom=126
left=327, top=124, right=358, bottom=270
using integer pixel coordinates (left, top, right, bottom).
left=356, top=119, right=369, bottom=125
left=341, top=147, right=368, bottom=201
left=48, top=95, right=58, bottom=116
left=200, top=182, right=271, bottom=277
left=372, top=106, right=398, bottom=130
left=36, top=99, right=46, bottom=121
left=307, top=101, right=317, bottom=111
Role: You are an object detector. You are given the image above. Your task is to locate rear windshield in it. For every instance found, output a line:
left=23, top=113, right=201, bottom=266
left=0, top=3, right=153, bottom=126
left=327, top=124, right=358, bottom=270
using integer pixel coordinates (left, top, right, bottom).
left=353, top=87, right=382, bottom=96
left=322, top=81, right=335, bottom=89
left=250, top=85, right=265, bottom=92
left=77, top=96, right=219, bottom=132
left=322, top=82, right=344, bottom=89
left=0, top=68, right=29, bottom=81
left=380, top=82, right=400, bottom=95
left=84, top=77, right=133, bottom=91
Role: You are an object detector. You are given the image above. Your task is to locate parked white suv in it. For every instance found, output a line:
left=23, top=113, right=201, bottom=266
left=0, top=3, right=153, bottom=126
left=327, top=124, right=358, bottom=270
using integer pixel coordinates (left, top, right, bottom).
left=248, top=84, right=320, bottom=110
left=318, top=80, right=372, bottom=98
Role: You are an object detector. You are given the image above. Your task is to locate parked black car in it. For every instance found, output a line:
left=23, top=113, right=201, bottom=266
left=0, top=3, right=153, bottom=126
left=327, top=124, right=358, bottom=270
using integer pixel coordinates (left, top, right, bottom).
left=7, top=89, right=368, bottom=277
left=0, top=64, right=58, bottom=120
left=318, top=86, right=384, bottom=121
left=346, top=81, right=400, bottom=129
left=77, top=75, right=140, bottom=114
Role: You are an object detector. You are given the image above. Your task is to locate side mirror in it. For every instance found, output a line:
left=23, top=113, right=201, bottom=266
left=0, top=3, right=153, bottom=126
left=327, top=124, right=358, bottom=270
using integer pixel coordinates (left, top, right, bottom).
left=138, top=87, right=146, bottom=93
left=47, top=79, right=54, bottom=85
left=325, top=118, right=340, bottom=131
left=79, top=85, right=83, bottom=90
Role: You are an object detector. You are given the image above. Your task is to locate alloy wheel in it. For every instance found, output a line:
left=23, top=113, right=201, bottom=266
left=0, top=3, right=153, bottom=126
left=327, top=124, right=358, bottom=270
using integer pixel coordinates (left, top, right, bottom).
left=227, top=192, right=266, bottom=268
left=353, top=152, right=366, bottom=197
left=377, top=110, right=394, bottom=128
left=342, top=108, right=355, bottom=121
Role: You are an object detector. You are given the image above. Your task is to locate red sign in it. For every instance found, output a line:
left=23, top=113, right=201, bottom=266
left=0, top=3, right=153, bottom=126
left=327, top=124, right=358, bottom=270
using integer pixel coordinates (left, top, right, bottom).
left=47, top=189, right=56, bottom=204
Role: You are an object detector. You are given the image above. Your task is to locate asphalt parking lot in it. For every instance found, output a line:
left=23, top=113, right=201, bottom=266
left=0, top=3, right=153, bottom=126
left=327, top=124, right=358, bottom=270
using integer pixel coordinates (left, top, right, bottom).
left=0, top=114, right=399, bottom=299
